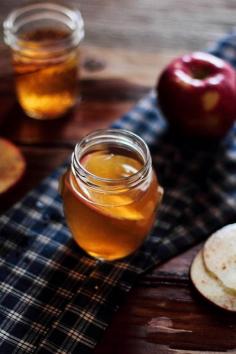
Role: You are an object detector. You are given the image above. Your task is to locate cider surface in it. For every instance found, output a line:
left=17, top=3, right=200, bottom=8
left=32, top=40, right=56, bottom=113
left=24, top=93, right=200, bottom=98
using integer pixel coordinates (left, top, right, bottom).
left=82, top=151, right=143, bottom=179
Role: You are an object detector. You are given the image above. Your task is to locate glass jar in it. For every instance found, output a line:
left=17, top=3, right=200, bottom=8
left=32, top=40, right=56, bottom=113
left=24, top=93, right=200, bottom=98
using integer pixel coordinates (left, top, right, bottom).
left=60, top=129, right=163, bottom=261
left=3, top=2, right=84, bottom=120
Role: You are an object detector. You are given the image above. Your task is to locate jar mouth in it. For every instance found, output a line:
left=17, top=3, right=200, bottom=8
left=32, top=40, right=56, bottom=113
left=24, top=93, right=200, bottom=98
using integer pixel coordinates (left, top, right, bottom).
left=3, top=2, right=84, bottom=56
left=71, top=129, right=152, bottom=192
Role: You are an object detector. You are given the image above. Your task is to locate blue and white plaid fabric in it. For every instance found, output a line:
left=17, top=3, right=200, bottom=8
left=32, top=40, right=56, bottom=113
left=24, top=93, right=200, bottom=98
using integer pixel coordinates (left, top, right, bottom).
left=1, top=34, right=236, bottom=353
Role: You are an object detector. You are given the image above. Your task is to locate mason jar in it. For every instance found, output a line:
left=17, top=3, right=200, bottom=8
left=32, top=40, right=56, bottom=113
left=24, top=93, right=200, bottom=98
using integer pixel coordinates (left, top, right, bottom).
left=3, top=2, right=84, bottom=119
left=60, top=129, right=163, bottom=261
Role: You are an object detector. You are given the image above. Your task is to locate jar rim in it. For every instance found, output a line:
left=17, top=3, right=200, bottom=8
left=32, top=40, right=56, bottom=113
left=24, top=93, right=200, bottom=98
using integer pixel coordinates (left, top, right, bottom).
left=3, top=2, right=84, bottom=54
left=71, top=129, right=152, bottom=192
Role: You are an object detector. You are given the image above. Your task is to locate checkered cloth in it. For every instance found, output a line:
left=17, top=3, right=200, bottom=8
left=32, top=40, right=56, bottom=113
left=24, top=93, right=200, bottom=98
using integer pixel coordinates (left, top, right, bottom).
left=1, top=34, right=236, bottom=354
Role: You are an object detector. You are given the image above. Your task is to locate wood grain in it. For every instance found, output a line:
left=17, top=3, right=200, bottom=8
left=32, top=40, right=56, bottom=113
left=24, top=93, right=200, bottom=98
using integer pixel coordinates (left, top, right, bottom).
left=1, top=0, right=233, bottom=52
left=0, top=1, right=236, bottom=353
left=94, top=244, right=236, bottom=354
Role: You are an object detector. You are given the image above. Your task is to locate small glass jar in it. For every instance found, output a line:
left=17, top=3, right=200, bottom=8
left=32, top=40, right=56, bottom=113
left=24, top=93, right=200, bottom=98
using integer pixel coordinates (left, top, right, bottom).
left=60, top=129, right=163, bottom=261
left=3, top=2, right=84, bottom=120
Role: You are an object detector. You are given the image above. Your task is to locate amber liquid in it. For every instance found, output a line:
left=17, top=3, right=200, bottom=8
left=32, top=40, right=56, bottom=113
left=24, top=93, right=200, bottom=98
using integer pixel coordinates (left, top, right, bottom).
left=60, top=150, right=162, bottom=260
left=12, top=28, right=79, bottom=119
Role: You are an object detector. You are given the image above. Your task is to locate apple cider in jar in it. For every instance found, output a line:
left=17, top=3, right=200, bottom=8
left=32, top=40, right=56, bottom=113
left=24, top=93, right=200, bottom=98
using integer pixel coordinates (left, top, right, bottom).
left=3, top=3, right=84, bottom=119
left=60, top=129, right=163, bottom=261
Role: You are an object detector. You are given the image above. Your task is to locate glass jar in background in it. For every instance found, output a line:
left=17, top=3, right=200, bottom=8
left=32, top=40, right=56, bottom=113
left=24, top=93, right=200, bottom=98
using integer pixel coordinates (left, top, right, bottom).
left=3, top=2, right=84, bottom=120
left=60, top=129, right=163, bottom=261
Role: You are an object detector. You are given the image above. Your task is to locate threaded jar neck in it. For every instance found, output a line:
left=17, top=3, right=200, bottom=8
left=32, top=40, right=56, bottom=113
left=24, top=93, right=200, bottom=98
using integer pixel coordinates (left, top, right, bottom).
left=3, top=2, right=84, bottom=58
left=71, top=129, right=152, bottom=193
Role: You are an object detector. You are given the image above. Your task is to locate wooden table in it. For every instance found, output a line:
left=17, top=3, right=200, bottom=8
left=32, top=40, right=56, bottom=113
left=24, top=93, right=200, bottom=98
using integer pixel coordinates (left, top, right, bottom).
left=1, top=1, right=236, bottom=353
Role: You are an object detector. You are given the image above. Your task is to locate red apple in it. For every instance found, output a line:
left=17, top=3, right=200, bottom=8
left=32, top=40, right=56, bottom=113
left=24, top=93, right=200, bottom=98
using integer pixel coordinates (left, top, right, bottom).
left=157, top=52, right=236, bottom=138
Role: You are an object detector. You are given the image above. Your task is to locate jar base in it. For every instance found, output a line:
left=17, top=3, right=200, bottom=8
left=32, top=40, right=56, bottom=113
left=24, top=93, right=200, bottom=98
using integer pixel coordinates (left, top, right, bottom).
left=73, top=236, right=142, bottom=262
left=24, top=110, right=66, bottom=120
left=22, top=99, right=81, bottom=120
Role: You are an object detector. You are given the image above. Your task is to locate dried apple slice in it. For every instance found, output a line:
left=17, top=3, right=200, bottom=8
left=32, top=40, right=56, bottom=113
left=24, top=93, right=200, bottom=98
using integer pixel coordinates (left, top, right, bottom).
left=203, top=224, right=236, bottom=293
left=190, top=250, right=236, bottom=312
left=0, top=138, right=26, bottom=194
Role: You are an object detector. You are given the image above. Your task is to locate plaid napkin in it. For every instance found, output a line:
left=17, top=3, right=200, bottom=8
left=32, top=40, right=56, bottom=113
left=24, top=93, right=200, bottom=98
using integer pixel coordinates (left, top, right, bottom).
left=1, top=34, right=236, bottom=354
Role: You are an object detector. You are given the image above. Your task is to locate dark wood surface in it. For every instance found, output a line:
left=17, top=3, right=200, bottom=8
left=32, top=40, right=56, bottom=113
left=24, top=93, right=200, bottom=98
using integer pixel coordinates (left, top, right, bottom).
left=1, top=1, right=236, bottom=353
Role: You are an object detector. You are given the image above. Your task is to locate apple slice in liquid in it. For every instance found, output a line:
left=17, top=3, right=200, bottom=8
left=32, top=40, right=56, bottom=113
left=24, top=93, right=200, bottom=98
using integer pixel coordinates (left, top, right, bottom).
left=66, top=172, right=145, bottom=222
